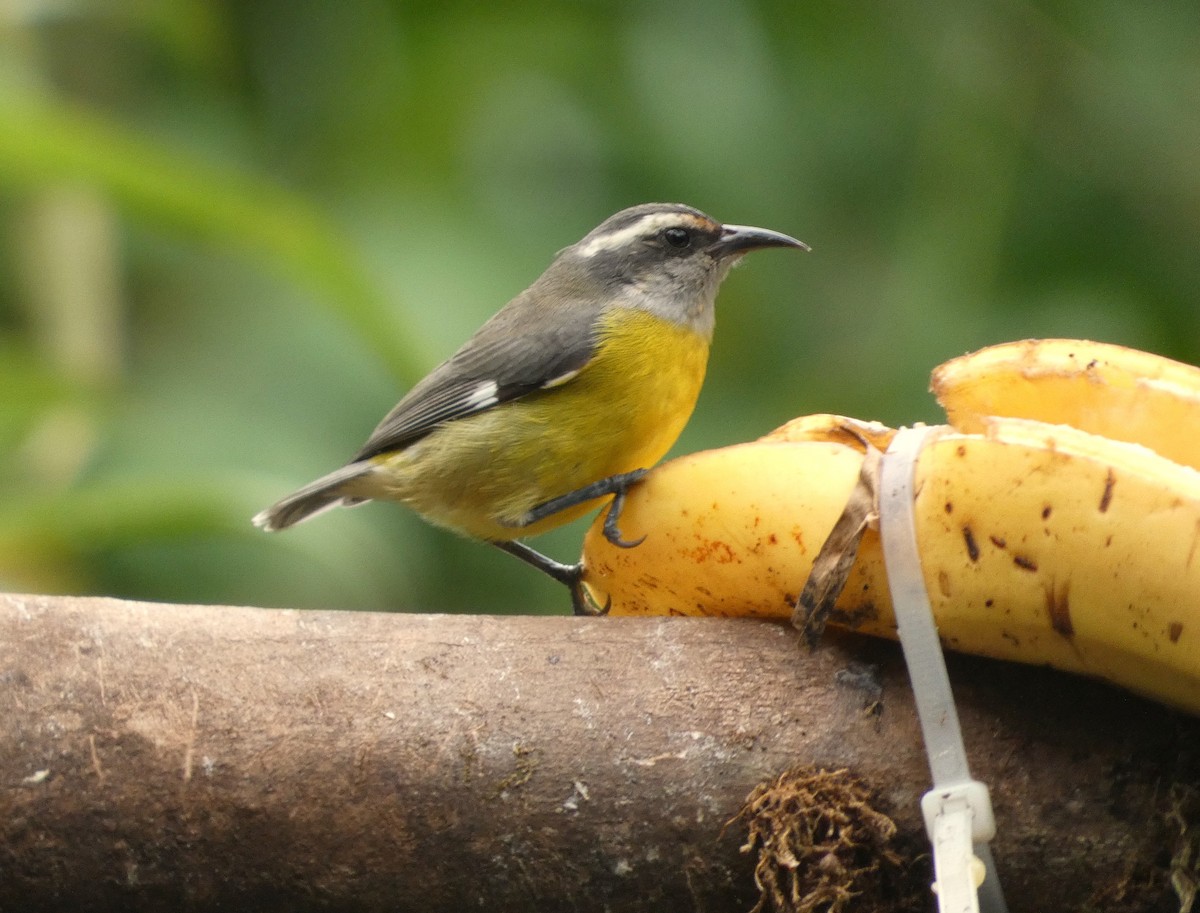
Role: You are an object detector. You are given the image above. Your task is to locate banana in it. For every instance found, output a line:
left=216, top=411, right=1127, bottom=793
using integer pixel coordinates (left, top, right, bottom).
left=580, top=423, right=882, bottom=620
left=580, top=415, right=1200, bottom=715
left=933, top=339, right=1200, bottom=470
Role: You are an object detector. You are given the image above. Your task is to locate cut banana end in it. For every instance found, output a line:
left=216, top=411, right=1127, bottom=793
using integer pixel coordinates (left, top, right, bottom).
left=580, top=414, right=1200, bottom=715
left=933, top=339, right=1200, bottom=471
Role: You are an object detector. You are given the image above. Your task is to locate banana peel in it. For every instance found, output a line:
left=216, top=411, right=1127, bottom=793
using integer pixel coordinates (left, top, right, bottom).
left=579, top=341, right=1200, bottom=715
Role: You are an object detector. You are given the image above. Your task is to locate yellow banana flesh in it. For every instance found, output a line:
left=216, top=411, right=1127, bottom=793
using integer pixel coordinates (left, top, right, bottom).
left=581, top=432, right=880, bottom=619
left=933, top=339, right=1200, bottom=470
left=580, top=415, right=1200, bottom=714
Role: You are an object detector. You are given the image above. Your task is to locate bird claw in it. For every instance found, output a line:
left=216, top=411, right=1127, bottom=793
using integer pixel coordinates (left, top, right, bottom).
left=602, top=481, right=646, bottom=549
left=568, top=570, right=611, bottom=617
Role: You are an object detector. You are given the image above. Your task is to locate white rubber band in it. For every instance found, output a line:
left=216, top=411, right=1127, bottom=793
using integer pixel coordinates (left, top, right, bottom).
left=879, top=425, right=1008, bottom=913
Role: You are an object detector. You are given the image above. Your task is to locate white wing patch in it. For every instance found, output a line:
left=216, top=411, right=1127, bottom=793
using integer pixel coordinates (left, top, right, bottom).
left=463, top=380, right=499, bottom=410
left=540, top=367, right=583, bottom=389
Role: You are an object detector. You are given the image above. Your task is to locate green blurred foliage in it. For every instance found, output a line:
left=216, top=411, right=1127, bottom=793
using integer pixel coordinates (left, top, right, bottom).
left=0, top=0, right=1197, bottom=613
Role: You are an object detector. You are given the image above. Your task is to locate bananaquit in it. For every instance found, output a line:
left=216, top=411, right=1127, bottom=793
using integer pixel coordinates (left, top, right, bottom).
left=253, top=203, right=807, bottom=612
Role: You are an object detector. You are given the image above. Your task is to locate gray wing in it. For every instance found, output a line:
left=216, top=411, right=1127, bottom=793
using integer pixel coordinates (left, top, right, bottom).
left=351, top=285, right=601, bottom=462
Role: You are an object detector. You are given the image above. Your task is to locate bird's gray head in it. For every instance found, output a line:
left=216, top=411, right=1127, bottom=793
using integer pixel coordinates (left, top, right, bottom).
left=555, top=203, right=807, bottom=339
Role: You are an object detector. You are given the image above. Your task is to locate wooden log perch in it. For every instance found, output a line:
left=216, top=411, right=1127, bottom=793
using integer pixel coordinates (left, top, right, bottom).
left=2, top=593, right=1196, bottom=912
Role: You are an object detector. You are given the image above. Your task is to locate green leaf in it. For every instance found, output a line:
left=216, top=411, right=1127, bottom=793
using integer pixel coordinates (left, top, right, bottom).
left=0, top=88, right=421, bottom=383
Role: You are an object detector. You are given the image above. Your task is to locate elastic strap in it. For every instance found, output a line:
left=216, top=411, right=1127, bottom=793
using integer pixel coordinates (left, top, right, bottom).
left=878, top=426, right=1008, bottom=913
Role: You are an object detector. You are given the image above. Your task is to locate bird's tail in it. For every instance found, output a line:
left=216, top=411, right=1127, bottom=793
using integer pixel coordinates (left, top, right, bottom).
left=252, top=462, right=374, bottom=531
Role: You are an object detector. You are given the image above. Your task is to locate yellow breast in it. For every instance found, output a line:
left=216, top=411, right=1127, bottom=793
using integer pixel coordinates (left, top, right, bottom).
left=372, top=307, right=712, bottom=540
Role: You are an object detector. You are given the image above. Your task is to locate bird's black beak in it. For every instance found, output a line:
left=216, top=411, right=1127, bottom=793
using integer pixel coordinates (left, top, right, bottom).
left=707, top=223, right=810, bottom=258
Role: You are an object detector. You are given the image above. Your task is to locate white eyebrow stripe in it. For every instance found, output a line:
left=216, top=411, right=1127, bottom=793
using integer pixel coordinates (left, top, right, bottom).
left=577, top=212, right=704, bottom=257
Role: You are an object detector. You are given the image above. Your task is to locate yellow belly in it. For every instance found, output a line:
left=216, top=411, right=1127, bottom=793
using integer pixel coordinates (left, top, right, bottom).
left=369, top=309, right=711, bottom=540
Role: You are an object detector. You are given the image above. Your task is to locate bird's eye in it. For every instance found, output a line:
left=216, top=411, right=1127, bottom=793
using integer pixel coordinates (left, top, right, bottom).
left=663, top=227, right=691, bottom=248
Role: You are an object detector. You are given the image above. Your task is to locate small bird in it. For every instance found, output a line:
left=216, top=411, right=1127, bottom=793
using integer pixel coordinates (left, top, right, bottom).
left=253, top=203, right=807, bottom=612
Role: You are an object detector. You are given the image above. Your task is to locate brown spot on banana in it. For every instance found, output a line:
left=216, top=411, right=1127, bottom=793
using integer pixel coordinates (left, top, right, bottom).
left=1100, top=468, right=1116, bottom=512
left=962, top=525, right=980, bottom=562
left=1045, top=580, right=1074, bottom=638
left=688, top=540, right=737, bottom=564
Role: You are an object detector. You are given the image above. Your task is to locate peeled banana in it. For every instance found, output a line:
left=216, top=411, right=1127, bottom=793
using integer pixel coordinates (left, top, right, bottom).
left=933, top=338, right=1200, bottom=470
left=579, top=340, right=1200, bottom=715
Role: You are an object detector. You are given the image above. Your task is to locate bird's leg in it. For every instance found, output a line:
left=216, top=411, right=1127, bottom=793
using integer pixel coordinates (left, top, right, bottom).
left=490, top=540, right=608, bottom=616
left=492, top=469, right=649, bottom=615
left=516, top=469, right=649, bottom=548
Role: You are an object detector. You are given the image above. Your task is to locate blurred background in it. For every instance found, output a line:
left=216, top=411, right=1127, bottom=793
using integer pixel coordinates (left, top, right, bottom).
left=1, top=1, right=1197, bottom=613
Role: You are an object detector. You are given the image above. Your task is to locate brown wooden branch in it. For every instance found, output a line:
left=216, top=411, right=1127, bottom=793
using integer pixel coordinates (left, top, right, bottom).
left=1, top=593, right=1195, bottom=912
